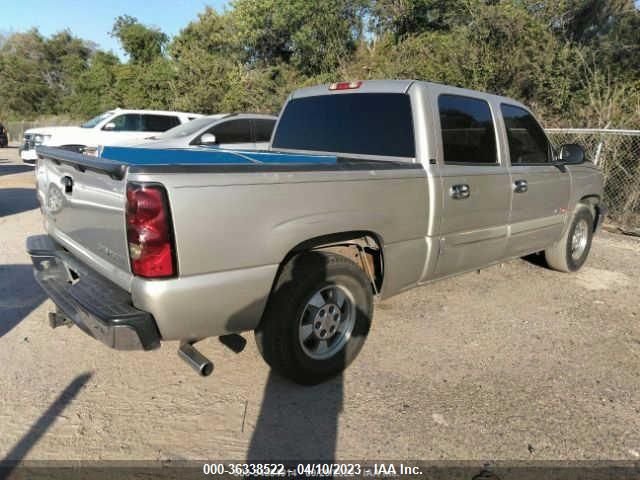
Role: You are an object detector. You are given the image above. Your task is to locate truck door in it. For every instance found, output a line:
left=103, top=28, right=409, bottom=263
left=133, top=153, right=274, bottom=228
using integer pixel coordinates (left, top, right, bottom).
left=433, top=93, right=511, bottom=277
left=500, top=104, right=571, bottom=257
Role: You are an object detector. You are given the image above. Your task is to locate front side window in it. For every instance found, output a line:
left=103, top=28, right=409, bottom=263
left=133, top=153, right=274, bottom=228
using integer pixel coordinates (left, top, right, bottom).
left=141, top=114, right=181, bottom=132
left=438, top=94, right=497, bottom=164
left=207, top=119, right=253, bottom=144
left=272, top=93, right=415, bottom=157
left=209, top=119, right=251, bottom=144
left=501, top=104, right=551, bottom=164
left=106, top=114, right=142, bottom=132
left=253, top=119, right=276, bottom=142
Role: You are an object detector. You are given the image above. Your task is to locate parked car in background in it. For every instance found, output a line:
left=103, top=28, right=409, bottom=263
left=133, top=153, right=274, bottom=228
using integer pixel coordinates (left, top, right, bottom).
left=117, top=113, right=277, bottom=151
left=28, top=80, right=605, bottom=385
left=0, top=122, right=8, bottom=147
left=20, top=109, right=203, bottom=165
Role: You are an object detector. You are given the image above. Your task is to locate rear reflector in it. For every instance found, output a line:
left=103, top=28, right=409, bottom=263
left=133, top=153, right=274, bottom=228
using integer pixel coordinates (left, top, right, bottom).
left=126, top=183, right=176, bottom=278
left=329, top=81, right=362, bottom=91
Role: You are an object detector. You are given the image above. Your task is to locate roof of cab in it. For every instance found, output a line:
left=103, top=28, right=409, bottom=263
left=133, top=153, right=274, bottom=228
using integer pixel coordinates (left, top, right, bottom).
left=109, top=108, right=204, bottom=118
left=289, top=79, right=528, bottom=110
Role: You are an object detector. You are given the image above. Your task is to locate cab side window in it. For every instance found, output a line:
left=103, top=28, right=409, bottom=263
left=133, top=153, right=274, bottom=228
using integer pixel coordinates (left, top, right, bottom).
left=501, top=104, right=551, bottom=164
left=208, top=119, right=253, bottom=144
left=438, top=94, right=497, bottom=164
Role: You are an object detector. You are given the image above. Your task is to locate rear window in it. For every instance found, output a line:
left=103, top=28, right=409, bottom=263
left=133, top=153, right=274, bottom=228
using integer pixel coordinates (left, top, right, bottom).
left=438, top=94, right=497, bottom=164
left=272, top=93, right=415, bottom=157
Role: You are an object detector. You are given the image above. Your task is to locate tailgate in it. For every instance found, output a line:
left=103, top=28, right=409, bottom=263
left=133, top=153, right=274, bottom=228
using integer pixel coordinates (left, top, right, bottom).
left=35, top=147, right=132, bottom=288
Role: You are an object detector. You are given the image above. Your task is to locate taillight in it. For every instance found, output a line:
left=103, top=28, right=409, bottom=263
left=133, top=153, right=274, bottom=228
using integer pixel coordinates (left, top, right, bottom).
left=126, top=183, right=176, bottom=278
left=329, top=81, right=362, bottom=91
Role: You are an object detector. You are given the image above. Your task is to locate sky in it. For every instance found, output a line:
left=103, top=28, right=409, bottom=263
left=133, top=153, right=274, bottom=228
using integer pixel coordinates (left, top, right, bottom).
left=0, top=0, right=228, bottom=59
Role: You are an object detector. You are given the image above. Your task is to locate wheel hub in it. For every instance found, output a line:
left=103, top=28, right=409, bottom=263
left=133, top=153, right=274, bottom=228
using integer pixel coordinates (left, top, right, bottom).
left=298, top=285, right=356, bottom=360
left=571, top=219, right=589, bottom=260
left=312, top=303, right=341, bottom=340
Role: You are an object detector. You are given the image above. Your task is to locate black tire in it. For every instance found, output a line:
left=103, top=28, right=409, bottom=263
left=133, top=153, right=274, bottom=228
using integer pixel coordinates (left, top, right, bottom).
left=255, top=251, right=373, bottom=385
left=544, top=206, right=594, bottom=272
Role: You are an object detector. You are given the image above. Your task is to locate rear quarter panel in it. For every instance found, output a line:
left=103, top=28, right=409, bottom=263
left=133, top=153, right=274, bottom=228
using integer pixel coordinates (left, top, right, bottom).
left=127, top=168, right=429, bottom=340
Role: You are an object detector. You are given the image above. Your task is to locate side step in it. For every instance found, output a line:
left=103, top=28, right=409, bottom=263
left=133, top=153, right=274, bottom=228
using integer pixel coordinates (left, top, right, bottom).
left=178, top=342, right=214, bottom=377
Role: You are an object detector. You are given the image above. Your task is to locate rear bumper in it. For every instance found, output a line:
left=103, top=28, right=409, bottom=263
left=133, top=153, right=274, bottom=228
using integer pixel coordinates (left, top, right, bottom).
left=27, top=235, right=161, bottom=350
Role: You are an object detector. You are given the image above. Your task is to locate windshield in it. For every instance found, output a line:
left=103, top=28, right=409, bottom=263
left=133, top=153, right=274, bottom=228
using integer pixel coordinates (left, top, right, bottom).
left=154, top=115, right=227, bottom=139
left=81, top=111, right=114, bottom=129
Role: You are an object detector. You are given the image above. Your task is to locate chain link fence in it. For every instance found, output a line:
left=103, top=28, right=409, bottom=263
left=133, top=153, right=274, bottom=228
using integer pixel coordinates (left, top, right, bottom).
left=546, top=128, right=640, bottom=233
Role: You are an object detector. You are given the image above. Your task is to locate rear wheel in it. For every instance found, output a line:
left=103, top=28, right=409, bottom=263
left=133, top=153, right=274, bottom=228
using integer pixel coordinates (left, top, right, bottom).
left=544, top=206, right=594, bottom=272
left=255, top=251, right=373, bottom=385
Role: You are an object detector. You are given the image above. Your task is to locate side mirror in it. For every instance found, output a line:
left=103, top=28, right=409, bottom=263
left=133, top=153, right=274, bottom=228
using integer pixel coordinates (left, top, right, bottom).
left=103, top=122, right=116, bottom=131
left=559, top=143, right=585, bottom=164
left=200, top=133, right=217, bottom=145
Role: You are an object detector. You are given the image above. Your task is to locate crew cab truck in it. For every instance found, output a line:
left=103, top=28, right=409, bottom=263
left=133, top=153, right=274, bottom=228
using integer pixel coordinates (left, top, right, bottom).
left=28, top=80, right=606, bottom=385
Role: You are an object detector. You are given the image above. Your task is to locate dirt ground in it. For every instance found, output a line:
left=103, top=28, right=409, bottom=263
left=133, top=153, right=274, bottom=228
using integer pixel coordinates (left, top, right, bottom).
left=1, top=145, right=639, bottom=463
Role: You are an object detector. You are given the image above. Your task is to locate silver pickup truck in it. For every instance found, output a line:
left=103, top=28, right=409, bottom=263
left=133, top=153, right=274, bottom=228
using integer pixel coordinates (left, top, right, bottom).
left=28, top=80, right=605, bottom=385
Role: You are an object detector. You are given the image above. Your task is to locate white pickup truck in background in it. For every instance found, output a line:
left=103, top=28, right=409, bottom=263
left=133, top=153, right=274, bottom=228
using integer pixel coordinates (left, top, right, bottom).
left=20, top=108, right=202, bottom=164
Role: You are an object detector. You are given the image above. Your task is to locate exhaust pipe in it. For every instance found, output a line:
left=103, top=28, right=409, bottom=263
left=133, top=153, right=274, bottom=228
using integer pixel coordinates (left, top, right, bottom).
left=178, top=343, right=214, bottom=377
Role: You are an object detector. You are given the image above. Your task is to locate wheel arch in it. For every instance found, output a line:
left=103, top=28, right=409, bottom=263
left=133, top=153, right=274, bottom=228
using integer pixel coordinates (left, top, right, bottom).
left=277, top=230, right=385, bottom=295
left=578, top=194, right=604, bottom=231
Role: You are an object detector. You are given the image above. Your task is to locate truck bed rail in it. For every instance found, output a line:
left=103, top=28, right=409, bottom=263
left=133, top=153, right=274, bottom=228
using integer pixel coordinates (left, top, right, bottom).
left=36, top=146, right=127, bottom=180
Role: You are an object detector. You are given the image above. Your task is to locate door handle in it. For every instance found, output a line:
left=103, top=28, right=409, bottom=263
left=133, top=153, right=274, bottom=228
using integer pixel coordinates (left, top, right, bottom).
left=450, top=184, right=470, bottom=200
left=61, top=176, right=74, bottom=194
left=514, top=179, right=528, bottom=193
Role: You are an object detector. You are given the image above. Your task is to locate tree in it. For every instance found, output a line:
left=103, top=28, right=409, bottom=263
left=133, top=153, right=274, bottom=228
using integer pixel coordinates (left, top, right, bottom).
left=0, top=28, right=92, bottom=116
left=369, top=0, right=470, bottom=38
left=231, top=0, right=367, bottom=75
left=68, top=51, right=121, bottom=116
left=110, top=15, right=168, bottom=63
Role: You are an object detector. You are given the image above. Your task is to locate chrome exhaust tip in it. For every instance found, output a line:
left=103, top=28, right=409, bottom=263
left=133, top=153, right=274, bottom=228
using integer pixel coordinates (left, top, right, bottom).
left=178, top=343, right=214, bottom=377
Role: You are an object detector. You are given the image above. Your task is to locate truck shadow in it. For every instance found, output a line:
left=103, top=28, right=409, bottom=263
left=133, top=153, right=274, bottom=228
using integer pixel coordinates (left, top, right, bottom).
left=0, top=188, right=39, bottom=217
left=236, top=252, right=348, bottom=464
left=0, top=165, right=33, bottom=176
left=0, top=264, right=47, bottom=338
left=247, top=370, right=343, bottom=462
left=0, top=372, right=92, bottom=474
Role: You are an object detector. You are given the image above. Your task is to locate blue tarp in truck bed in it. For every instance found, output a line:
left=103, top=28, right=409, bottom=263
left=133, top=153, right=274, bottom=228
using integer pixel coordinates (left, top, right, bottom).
left=99, top=146, right=338, bottom=166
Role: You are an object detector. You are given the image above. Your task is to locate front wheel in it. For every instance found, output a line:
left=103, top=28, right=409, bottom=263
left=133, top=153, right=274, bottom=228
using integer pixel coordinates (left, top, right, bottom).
left=255, top=251, right=373, bottom=385
left=544, top=206, right=594, bottom=272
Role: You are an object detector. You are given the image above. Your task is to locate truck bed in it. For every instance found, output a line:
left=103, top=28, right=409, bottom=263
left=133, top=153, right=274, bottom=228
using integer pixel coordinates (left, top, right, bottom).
left=34, top=145, right=429, bottom=341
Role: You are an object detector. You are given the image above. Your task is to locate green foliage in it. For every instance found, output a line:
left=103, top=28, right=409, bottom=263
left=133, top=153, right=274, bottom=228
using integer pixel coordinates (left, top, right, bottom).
left=369, top=0, right=470, bottom=38
left=231, top=0, right=367, bottom=75
left=110, top=15, right=168, bottom=64
left=0, top=1, right=638, bottom=128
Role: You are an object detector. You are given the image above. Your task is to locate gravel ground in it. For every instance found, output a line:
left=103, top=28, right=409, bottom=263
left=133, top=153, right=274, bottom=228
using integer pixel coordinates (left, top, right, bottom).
left=0, top=146, right=639, bottom=463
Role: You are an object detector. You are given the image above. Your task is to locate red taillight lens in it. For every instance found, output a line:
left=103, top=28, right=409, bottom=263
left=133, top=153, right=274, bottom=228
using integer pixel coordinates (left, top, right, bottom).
left=329, top=81, right=362, bottom=91
left=126, top=183, right=176, bottom=278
